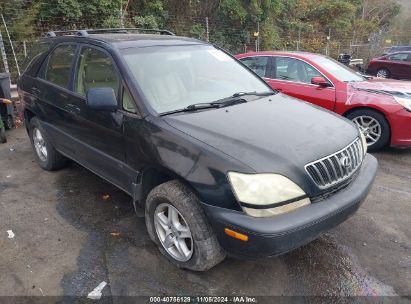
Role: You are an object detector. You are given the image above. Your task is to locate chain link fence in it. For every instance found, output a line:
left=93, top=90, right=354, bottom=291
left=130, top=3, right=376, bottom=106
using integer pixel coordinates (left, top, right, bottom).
left=0, top=8, right=394, bottom=83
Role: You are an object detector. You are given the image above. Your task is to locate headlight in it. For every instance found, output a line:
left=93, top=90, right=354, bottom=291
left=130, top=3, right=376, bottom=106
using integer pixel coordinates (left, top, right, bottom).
left=359, top=131, right=367, bottom=156
left=394, top=96, right=411, bottom=111
left=227, top=172, right=310, bottom=217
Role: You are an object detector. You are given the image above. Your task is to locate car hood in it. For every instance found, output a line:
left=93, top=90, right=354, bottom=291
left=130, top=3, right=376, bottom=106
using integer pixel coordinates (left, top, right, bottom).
left=163, top=93, right=359, bottom=177
left=349, top=78, right=411, bottom=97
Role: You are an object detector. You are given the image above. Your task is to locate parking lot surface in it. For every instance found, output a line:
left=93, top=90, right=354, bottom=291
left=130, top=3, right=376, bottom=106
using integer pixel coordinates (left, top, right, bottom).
left=0, top=126, right=410, bottom=299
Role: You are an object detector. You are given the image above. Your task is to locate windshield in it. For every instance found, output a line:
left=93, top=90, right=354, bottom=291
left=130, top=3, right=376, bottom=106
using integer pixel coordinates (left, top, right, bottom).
left=121, top=45, right=271, bottom=113
left=311, top=56, right=364, bottom=82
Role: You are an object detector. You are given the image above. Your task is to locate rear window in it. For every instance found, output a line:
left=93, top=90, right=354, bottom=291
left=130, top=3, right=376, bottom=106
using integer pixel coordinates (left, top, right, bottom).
left=389, top=53, right=409, bottom=61
left=389, top=46, right=411, bottom=53
left=43, top=44, right=76, bottom=89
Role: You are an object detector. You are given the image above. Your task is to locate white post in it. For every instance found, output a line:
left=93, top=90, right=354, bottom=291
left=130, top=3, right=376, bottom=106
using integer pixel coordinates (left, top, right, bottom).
left=205, top=17, right=209, bottom=42
left=0, top=31, right=9, bottom=73
left=23, top=40, right=27, bottom=57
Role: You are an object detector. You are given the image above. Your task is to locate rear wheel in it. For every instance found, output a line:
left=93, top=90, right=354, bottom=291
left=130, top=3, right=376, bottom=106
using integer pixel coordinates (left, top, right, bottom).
left=29, top=117, right=67, bottom=170
left=346, top=109, right=390, bottom=152
left=376, top=68, right=389, bottom=78
left=145, top=180, right=225, bottom=271
left=0, top=126, right=6, bottom=143
left=4, top=115, right=13, bottom=130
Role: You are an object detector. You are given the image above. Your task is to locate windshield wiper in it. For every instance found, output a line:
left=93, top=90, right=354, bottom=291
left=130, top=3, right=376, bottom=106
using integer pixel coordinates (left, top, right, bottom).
left=160, top=91, right=274, bottom=116
left=183, top=97, right=247, bottom=110
left=231, top=91, right=275, bottom=97
left=159, top=103, right=221, bottom=116
left=205, top=91, right=274, bottom=107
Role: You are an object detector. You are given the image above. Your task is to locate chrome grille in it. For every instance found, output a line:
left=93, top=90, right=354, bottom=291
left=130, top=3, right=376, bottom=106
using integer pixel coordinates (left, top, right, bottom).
left=305, top=138, right=364, bottom=189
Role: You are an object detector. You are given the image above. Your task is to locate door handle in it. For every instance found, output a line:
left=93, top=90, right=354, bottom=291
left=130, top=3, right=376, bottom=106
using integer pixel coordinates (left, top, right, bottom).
left=59, top=92, right=68, bottom=99
left=31, top=87, right=40, bottom=95
left=65, top=103, right=81, bottom=114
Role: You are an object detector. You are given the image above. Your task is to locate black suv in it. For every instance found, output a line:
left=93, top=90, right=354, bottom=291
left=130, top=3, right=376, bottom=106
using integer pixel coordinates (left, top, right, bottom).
left=18, top=29, right=378, bottom=271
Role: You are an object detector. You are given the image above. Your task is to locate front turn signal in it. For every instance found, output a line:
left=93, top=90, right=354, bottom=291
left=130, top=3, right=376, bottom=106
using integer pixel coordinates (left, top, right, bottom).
left=224, top=228, right=249, bottom=241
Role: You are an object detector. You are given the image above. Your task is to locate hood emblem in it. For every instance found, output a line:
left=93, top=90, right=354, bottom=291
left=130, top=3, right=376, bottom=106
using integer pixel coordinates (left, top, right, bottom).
left=340, top=156, right=351, bottom=168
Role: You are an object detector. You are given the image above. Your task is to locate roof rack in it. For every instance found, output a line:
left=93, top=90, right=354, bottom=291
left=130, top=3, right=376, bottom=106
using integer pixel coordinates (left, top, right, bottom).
left=45, top=28, right=175, bottom=38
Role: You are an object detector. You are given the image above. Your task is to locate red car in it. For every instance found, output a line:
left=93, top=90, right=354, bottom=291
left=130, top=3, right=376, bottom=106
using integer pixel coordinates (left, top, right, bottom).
left=235, top=51, right=411, bottom=151
left=367, top=51, right=411, bottom=80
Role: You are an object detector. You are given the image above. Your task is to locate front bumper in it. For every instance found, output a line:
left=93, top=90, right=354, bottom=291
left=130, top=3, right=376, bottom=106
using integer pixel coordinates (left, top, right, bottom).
left=202, top=154, right=378, bottom=259
left=388, top=109, right=411, bottom=147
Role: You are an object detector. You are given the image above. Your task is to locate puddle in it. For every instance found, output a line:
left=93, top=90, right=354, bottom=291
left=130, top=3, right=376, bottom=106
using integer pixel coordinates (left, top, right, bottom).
left=55, top=163, right=399, bottom=297
left=282, top=234, right=397, bottom=296
left=55, top=162, right=135, bottom=297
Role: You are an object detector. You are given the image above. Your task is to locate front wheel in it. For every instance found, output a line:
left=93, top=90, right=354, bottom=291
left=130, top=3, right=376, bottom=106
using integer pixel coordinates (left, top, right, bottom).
left=346, top=109, right=390, bottom=152
left=145, top=180, right=225, bottom=271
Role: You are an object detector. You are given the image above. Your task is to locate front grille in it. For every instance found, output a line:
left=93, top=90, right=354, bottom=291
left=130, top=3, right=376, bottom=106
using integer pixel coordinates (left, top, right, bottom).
left=305, top=138, right=364, bottom=189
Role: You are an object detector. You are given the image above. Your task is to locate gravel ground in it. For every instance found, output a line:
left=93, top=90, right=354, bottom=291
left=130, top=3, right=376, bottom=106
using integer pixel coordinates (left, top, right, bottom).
left=0, top=126, right=410, bottom=301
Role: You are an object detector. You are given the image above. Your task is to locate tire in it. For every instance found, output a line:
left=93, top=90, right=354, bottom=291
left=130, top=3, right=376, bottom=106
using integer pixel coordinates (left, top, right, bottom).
left=346, top=109, right=390, bottom=152
left=4, top=115, right=13, bottom=130
left=376, top=68, right=390, bottom=79
left=29, top=117, right=67, bottom=170
left=0, top=126, right=6, bottom=143
left=145, top=180, right=226, bottom=271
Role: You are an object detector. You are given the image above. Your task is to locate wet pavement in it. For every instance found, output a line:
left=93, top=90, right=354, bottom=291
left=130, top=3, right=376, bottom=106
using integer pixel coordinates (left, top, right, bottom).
left=0, top=126, right=410, bottom=300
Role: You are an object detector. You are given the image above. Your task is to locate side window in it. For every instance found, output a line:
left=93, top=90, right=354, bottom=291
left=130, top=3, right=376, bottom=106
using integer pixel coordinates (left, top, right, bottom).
left=240, top=56, right=269, bottom=77
left=122, top=88, right=137, bottom=114
left=43, top=45, right=76, bottom=88
left=274, top=57, right=323, bottom=84
left=75, top=47, right=119, bottom=97
left=23, top=41, right=52, bottom=76
left=389, top=53, right=408, bottom=61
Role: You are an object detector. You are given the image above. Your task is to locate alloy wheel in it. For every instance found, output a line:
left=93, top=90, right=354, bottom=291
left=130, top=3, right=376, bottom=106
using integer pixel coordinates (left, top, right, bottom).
left=376, top=69, right=388, bottom=78
left=33, top=128, right=48, bottom=161
left=154, top=203, right=194, bottom=262
left=352, top=116, right=382, bottom=147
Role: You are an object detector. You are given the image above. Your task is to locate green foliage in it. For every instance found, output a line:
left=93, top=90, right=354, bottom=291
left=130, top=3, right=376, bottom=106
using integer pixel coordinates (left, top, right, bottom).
left=314, top=1, right=356, bottom=29
left=190, top=24, right=205, bottom=40
left=133, top=16, right=160, bottom=29
left=217, top=0, right=247, bottom=23
left=0, top=0, right=408, bottom=74
left=260, top=19, right=281, bottom=51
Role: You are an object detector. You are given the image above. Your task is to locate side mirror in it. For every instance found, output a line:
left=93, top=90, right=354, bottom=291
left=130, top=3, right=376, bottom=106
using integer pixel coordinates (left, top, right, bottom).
left=86, top=87, right=118, bottom=112
left=311, top=76, right=330, bottom=87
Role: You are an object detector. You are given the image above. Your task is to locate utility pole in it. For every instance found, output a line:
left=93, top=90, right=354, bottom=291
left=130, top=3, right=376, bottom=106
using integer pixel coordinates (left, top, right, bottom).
left=120, top=0, right=124, bottom=28
left=350, top=28, right=356, bottom=55
left=326, top=28, right=331, bottom=56
left=205, top=17, right=209, bottom=42
left=297, top=26, right=301, bottom=51
left=257, top=21, right=260, bottom=52
left=119, top=0, right=131, bottom=28
left=1, top=14, right=19, bottom=76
